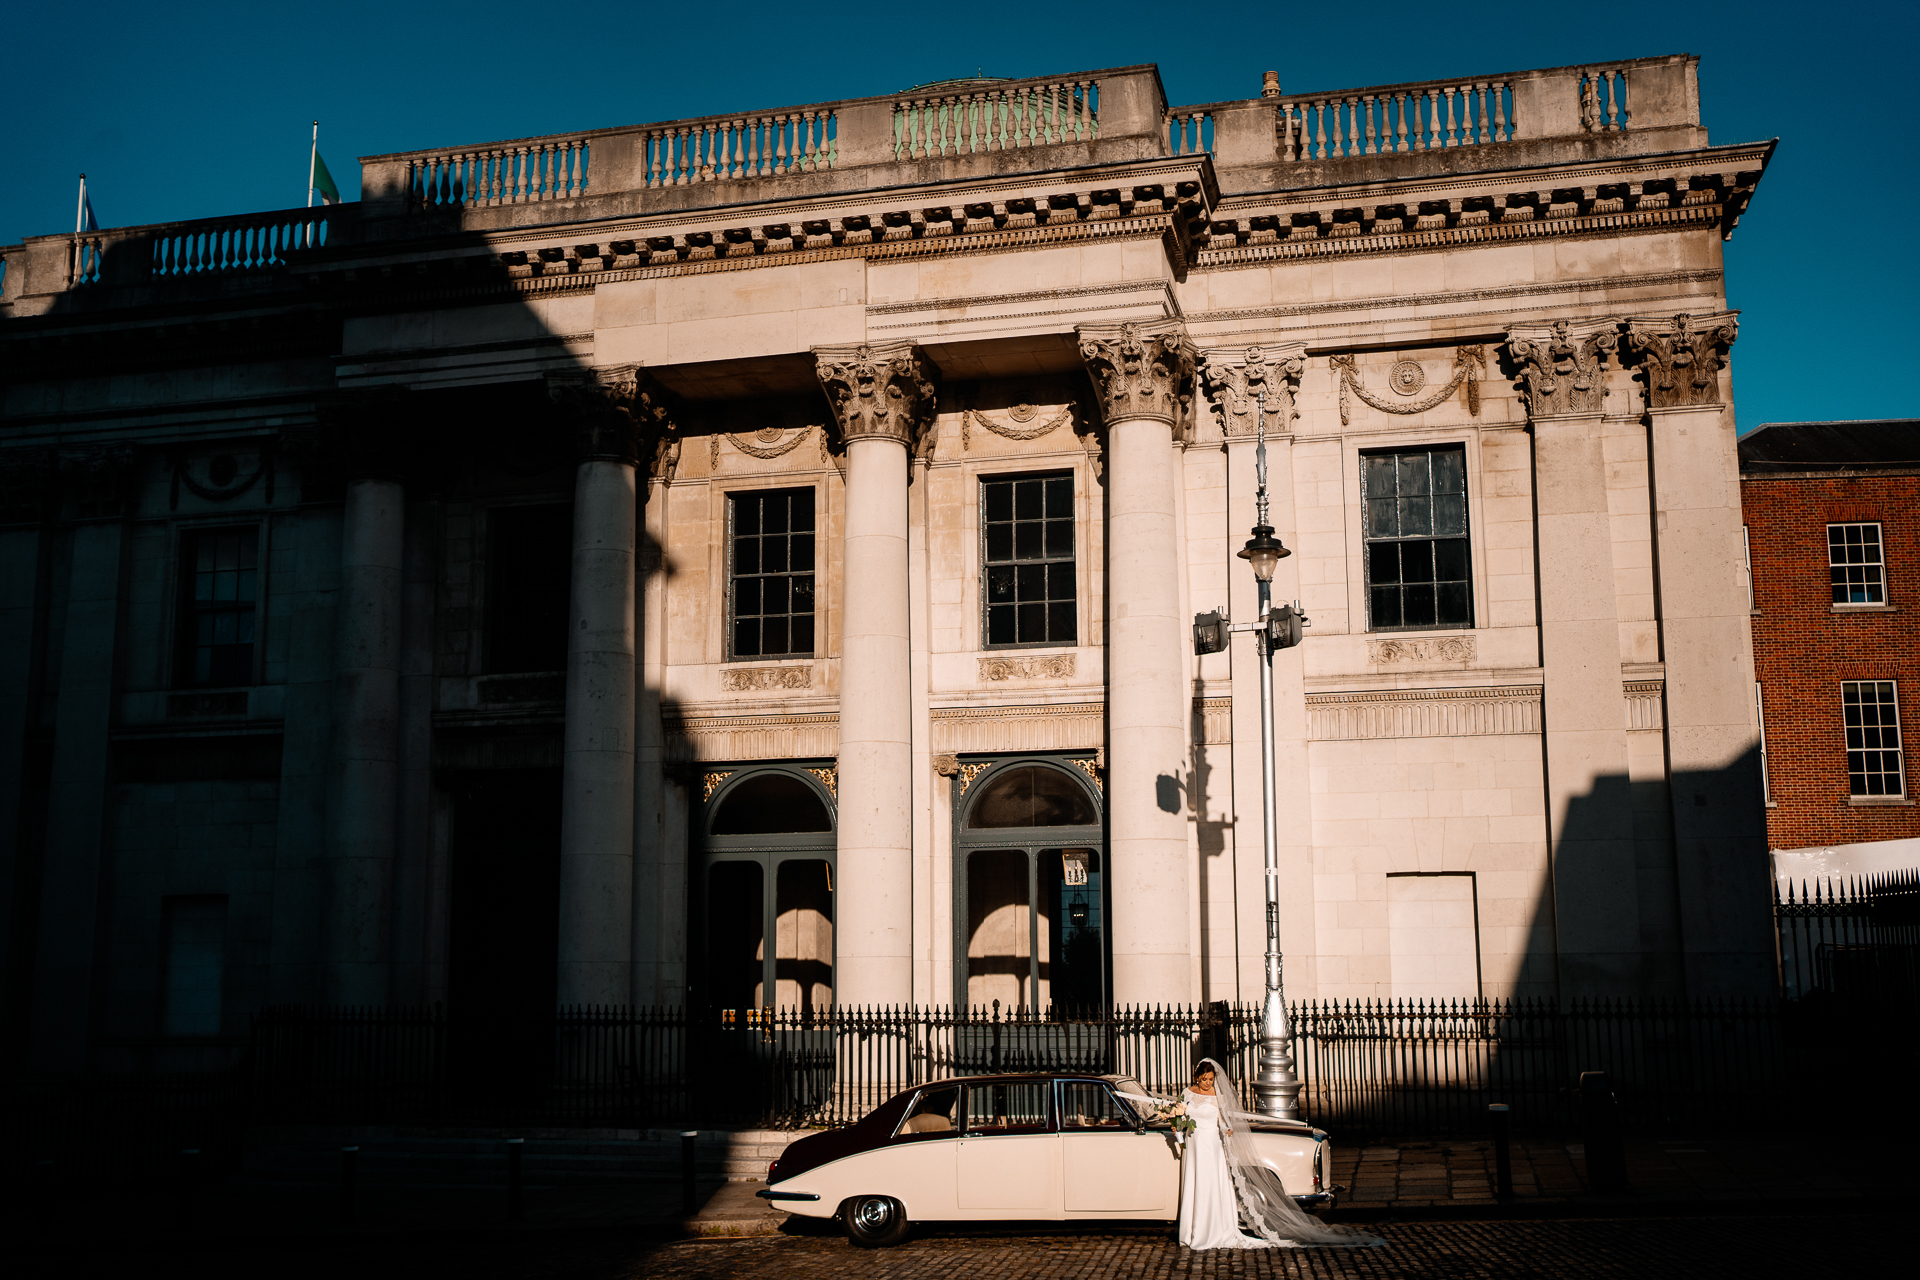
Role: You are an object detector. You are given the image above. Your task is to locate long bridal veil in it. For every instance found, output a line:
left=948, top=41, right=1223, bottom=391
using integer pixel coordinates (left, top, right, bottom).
left=1193, top=1057, right=1382, bottom=1248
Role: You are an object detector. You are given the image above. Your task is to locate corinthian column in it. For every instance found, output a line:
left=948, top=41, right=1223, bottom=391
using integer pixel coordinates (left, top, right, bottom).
left=323, top=390, right=409, bottom=1007
left=1078, top=321, right=1199, bottom=1007
left=548, top=367, right=664, bottom=1008
left=1624, top=312, right=1772, bottom=995
left=815, top=342, right=937, bottom=1007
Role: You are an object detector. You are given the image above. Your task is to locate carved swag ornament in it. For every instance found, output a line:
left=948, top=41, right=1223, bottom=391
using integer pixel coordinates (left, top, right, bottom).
left=1075, top=321, right=1199, bottom=440
left=1200, top=343, right=1307, bottom=437
left=1506, top=319, right=1620, bottom=416
left=1331, top=347, right=1485, bottom=426
left=813, top=341, right=939, bottom=456
left=1624, top=311, right=1739, bottom=409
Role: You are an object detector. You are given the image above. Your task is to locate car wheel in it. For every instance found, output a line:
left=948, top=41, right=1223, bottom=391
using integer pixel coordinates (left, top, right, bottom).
left=842, top=1194, right=910, bottom=1248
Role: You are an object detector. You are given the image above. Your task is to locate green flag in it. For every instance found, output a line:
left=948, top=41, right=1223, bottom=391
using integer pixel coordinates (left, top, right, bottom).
left=312, top=148, right=342, bottom=206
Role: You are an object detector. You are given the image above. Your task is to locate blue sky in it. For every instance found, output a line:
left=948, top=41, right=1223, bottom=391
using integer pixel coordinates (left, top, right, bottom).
left=5, top=1, right=1913, bottom=432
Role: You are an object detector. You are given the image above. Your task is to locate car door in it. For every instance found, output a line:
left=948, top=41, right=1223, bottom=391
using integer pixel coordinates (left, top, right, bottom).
left=955, top=1079, right=1061, bottom=1218
left=1059, top=1078, right=1179, bottom=1217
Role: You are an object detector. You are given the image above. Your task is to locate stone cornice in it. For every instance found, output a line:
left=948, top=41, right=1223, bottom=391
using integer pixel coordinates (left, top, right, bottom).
left=1185, top=269, right=1721, bottom=329
left=1196, top=201, right=1727, bottom=272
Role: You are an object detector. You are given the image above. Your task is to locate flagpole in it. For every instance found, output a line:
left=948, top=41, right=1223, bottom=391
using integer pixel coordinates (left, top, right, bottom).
left=72, top=173, right=86, bottom=285
left=308, top=123, right=318, bottom=210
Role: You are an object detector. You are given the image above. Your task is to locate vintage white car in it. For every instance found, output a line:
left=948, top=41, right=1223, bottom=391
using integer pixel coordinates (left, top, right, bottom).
left=758, top=1072, right=1333, bottom=1246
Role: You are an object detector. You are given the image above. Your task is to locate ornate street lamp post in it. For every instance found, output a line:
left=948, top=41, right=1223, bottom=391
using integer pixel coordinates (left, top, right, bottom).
left=1234, top=390, right=1304, bottom=1121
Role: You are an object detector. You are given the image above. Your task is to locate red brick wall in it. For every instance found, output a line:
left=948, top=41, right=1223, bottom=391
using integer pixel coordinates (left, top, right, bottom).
left=1743, top=471, right=1920, bottom=849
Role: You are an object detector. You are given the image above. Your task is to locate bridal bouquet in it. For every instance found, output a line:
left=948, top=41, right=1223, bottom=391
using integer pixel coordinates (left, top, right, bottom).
left=1150, top=1100, right=1198, bottom=1146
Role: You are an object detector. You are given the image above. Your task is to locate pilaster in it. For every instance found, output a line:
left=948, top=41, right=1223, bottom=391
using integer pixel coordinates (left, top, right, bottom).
left=1624, top=312, right=1772, bottom=996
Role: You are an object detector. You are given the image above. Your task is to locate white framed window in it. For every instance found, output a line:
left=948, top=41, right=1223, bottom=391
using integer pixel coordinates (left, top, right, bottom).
left=1842, top=681, right=1904, bottom=798
left=1755, top=682, right=1771, bottom=803
left=1828, top=523, right=1885, bottom=604
left=1743, top=525, right=1754, bottom=610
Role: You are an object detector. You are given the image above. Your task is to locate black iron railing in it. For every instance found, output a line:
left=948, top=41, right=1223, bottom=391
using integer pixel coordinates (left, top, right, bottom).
left=1776, top=871, right=1920, bottom=1002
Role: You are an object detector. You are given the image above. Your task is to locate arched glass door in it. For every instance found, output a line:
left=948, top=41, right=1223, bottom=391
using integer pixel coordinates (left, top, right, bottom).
left=698, top=766, right=836, bottom=1015
left=953, top=758, right=1106, bottom=1012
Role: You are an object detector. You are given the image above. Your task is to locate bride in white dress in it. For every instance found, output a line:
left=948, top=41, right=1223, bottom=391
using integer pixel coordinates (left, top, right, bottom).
left=1173, top=1059, right=1379, bottom=1250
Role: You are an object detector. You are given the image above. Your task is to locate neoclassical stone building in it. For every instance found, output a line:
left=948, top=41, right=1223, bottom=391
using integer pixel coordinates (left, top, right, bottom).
left=0, top=54, right=1778, bottom=1071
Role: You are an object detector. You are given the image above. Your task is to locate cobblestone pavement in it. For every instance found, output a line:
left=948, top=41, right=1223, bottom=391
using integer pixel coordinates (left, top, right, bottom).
left=130, top=1214, right=1902, bottom=1280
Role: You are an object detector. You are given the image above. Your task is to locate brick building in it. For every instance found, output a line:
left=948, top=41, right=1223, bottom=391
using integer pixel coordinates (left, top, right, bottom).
left=1741, top=421, right=1920, bottom=859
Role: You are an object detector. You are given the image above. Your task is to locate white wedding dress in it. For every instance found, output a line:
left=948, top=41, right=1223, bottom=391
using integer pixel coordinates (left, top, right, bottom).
left=1178, top=1089, right=1282, bottom=1250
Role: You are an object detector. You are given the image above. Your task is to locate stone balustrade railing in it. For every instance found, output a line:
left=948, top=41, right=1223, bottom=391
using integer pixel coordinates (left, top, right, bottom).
left=1279, top=78, right=1517, bottom=160
left=410, top=136, right=592, bottom=210
left=643, top=109, right=838, bottom=187
left=148, top=208, right=331, bottom=276
left=891, top=77, right=1099, bottom=160
left=0, top=208, right=335, bottom=304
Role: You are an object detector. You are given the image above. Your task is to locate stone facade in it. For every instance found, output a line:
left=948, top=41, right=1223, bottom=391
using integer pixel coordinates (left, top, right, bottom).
left=1740, top=421, right=1920, bottom=853
left=0, top=55, right=1778, bottom=1071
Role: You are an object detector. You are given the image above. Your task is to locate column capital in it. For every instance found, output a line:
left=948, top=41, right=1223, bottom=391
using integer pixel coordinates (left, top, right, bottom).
left=1624, top=311, right=1739, bottom=410
left=1076, top=321, right=1199, bottom=439
left=1506, top=318, right=1620, bottom=418
left=813, top=341, right=939, bottom=454
left=1200, top=343, right=1307, bottom=439
left=546, top=364, right=681, bottom=471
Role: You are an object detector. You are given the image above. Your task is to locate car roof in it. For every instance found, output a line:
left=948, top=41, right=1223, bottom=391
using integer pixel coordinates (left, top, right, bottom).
left=907, top=1072, right=1136, bottom=1091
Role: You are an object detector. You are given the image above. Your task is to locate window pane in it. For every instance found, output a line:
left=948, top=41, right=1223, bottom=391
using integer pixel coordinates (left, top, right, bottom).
left=763, top=498, right=789, bottom=535
left=1015, top=522, right=1042, bottom=560
left=1366, top=497, right=1397, bottom=539
left=735, top=500, right=761, bottom=536
left=1048, top=602, right=1076, bottom=642
left=762, top=536, right=788, bottom=573
left=1015, top=481, right=1043, bottom=519
left=1060, top=1082, right=1131, bottom=1130
left=985, top=483, right=1013, bottom=522
left=793, top=577, right=816, bottom=612
left=1365, top=455, right=1398, bottom=497
left=1371, top=587, right=1402, bottom=627
left=987, top=524, right=1014, bottom=562
left=1398, top=454, right=1431, bottom=495
left=791, top=499, right=815, bottom=533
left=764, top=576, right=789, bottom=616
left=988, top=567, right=1015, bottom=603
left=1369, top=541, right=1401, bottom=585
left=1045, top=520, right=1073, bottom=558
left=792, top=614, right=815, bottom=654
left=792, top=533, right=815, bottom=572
left=1045, top=478, right=1073, bottom=518
left=736, top=579, right=762, bottom=616
left=762, top=616, right=789, bottom=656
left=1433, top=493, right=1466, bottom=537
left=1434, top=538, right=1470, bottom=580
left=734, top=619, right=759, bottom=657
left=734, top=538, right=760, bottom=575
left=988, top=605, right=1016, bottom=645
left=1432, top=449, right=1465, bottom=493
left=1438, top=581, right=1471, bottom=624
left=1400, top=541, right=1435, bottom=583
left=1047, top=561, right=1076, bottom=599
left=1404, top=583, right=1437, bottom=626
left=1016, top=563, right=1045, bottom=600
left=1017, top=602, right=1045, bottom=640
left=1398, top=496, right=1432, bottom=537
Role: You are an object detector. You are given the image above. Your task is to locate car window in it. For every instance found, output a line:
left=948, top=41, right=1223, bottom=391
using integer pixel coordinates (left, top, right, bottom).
left=963, top=1081, right=1052, bottom=1135
left=1059, top=1080, right=1132, bottom=1130
left=895, top=1085, right=961, bottom=1140
left=1108, top=1077, right=1158, bottom=1125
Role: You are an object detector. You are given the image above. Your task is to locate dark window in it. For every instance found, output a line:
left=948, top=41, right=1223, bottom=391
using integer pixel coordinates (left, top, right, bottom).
left=730, top=488, right=816, bottom=659
left=1363, top=446, right=1472, bottom=631
left=709, top=773, right=834, bottom=835
left=177, top=527, right=258, bottom=687
left=1843, top=681, right=1905, bottom=797
left=966, top=765, right=1099, bottom=828
left=1828, top=524, right=1885, bottom=604
left=983, top=473, right=1076, bottom=648
left=488, top=505, right=573, bottom=674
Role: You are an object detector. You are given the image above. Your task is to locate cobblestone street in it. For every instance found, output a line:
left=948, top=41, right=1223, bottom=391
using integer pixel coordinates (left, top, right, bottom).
left=107, top=1214, right=1903, bottom=1280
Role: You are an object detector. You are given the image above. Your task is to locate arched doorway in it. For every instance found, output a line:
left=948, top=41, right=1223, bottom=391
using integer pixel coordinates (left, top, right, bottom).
left=953, top=757, right=1106, bottom=1012
left=696, top=765, right=836, bottom=1015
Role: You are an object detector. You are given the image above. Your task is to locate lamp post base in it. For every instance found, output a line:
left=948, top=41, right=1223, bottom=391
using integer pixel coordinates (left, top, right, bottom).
left=1254, top=988, right=1302, bottom=1121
